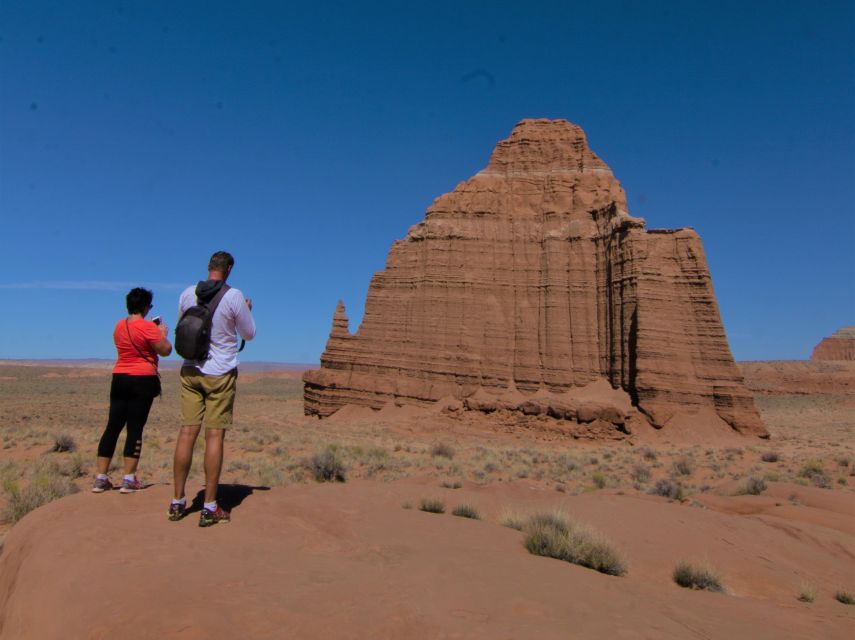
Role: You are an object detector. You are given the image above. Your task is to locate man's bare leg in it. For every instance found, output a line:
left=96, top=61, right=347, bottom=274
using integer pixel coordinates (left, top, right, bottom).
left=203, top=428, right=225, bottom=504
left=173, top=425, right=201, bottom=501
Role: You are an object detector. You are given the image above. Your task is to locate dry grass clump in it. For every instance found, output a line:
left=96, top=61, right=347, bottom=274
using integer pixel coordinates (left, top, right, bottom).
left=440, top=479, right=462, bottom=489
left=451, top=504, right=480, bottom=520
left=308, top=446, right=347, bottom=482
left=760, top=451, right=780, bottom=463
left=649, top=478, right=685, bottom=501
left=835, top=591, right=855, bottom=605
left=591, top=471, right=607, bottom=489
left=3, top=459, right=79, bottom=523
left=430, top=442, right=455, bottom=459
left=798, top=459, right=831, bottom=488
left=419, top=497, right=445, bottom=513
left=672, top=457, right=695, bottom=476
left=798, top=584, right=817, bottom=603
left=52, top=433, right=76, bottom=453
left=499, top=510, right=525, bottom=531
left=735, top=476, right=767, bottom=496
left=522, top=512, right=627, bottom=576
left=673, top=561, right=724, bottom=592
left=631, top=464, right=651, bottom=484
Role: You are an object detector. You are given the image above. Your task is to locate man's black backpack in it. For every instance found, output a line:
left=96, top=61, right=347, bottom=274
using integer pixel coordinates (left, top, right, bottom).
left=174, top=284, right=231, bottom=361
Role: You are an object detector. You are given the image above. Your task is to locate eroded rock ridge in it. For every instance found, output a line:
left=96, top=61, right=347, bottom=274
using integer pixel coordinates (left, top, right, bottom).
left=304, top=119, right=767, bottom=437
left=811, top=326, right=855, bottom=361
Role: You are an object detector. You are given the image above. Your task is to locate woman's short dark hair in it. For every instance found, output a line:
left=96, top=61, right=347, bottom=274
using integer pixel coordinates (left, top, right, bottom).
left=126, top=288, right=153, bottom=315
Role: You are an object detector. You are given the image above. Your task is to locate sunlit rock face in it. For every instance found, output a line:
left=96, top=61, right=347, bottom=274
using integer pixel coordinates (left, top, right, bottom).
left=812, top=327, right=855, bottom=361
left=304, top=119, right=767, bottom=437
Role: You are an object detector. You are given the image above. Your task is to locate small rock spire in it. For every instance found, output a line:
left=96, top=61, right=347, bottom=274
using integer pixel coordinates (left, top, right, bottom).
left=330, top=300, right=351, bottom=338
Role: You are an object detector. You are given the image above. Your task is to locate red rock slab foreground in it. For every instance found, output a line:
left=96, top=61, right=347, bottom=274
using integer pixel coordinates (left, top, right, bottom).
left=1, top=481, right=852, bottom=639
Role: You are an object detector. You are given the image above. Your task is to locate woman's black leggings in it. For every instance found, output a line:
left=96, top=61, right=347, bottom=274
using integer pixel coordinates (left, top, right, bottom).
left=97, top=374, right=160, bottom=459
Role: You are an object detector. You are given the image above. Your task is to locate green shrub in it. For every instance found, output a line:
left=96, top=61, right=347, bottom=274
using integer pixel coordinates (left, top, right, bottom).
left=835, top=591, right=854, bottom=605
left=522, top=512, right=626, bottom=576
left=673, top=561, right=723, bottom=592
left=419, top=497, right=445, bottom=513
left=451, top=504, right=480, bottom=519
left=308, top=446, right=347, bottom=482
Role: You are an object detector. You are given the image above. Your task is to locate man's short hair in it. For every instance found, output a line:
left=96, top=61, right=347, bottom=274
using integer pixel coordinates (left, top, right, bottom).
left=208, top=251, right=235, bottom=274
left=126, top=288, right=153, bottom=315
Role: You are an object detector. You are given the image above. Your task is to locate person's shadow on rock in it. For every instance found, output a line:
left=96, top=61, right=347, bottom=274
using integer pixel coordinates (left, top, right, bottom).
left=187, top=484, right=271, bottom=515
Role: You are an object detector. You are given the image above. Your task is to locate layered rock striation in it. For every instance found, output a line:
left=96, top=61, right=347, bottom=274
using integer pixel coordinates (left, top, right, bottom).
left=811, top=326, right=855, bottom=361
left=304, top=119, right=767, bottom=437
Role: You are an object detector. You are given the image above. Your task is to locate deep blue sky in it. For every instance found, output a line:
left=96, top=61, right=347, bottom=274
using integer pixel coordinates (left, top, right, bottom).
left=1, top=1, right=853, bottom=362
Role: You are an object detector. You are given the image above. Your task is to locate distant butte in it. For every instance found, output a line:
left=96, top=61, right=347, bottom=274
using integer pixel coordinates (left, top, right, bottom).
left=304, top=119, right=768, bottom=438
left=811, top=326, right=855, bottom=361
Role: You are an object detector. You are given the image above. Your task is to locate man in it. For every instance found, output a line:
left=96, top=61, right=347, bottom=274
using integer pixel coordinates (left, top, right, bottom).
left=170, top=251, right=256, bottom=526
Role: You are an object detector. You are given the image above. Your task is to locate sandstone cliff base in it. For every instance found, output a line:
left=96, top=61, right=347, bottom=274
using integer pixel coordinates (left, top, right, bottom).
left=305, top=119, right=766, bottom=438
left=1, top=480, right=852, bottom=640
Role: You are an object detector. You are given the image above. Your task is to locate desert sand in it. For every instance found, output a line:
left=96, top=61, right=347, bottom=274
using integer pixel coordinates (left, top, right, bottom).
left=0, top=360, right=853, bottom=639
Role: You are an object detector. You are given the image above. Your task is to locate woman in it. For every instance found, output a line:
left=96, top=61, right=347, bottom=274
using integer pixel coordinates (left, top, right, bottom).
left=93, top=287, right=172, bottom=493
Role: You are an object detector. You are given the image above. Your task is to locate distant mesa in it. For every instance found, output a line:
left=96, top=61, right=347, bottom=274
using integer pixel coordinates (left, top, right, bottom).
left=304, top=119, right=767, bottom=438
left=811, top=326, right=855, bottom=361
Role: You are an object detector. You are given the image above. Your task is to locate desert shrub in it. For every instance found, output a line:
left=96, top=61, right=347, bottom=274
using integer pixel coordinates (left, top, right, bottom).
left=836, top=455, right=851, bottom=468
left=798, top=459, right=831, bottom=488
left=419, top=497, right=445, bottom=513
left=798, top=584, right=817, bottom=603
left=631, top=464, right=651, bottom=483
left=401, top=501, right=412, bottom=509
left=500, top=511, right=525, bottom=530
left=3, top=466, right=78, bottom=523
left=591, top=471, right=607, bottom=489
left=649, top=478, right=685, bottom=501
left=673, top=561, right=724, bottom=592
left=641, top=448, right=658, bottom=462
left=483, top=461, right=500, bottom=473
left=522, top=512, right=626, bottom=576
left=835, top=591, right=855, bottom=605
left=451, top=504, right=480, bottom=519
left=52, top=433, right=76, bottom=453
left=735, top=476, right=767, bottom=496
left=672, top=457, right=695, bottom=476
left=308, top=446, right=347, bottom=482
left=430, top=442, right=455, bottom=459
left=440, top=479, right=462, bottom=489
left=760, top=452, right=779, bottom=463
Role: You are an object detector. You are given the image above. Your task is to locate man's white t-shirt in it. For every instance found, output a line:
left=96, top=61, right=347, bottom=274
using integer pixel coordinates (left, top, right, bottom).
left=178, top=285, right=256, bottom=376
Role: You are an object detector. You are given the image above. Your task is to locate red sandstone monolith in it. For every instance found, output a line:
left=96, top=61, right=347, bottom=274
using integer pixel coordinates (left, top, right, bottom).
left=304, top=119, right=767, bottom=437
left=811, top=327, right=855, bottom=361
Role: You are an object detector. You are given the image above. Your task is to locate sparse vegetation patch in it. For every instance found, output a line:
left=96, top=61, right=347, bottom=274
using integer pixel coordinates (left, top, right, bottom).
left=522, top=512, right=626, bottom=576
left=308, top=446, right=347, bottom=482
left=419, top=497, right=445, bottom=513
left=673, top=561, right=723, bottom=592
left=835, top=591, right=855, bottom=605
left=451, top=504, right=480, bottom=519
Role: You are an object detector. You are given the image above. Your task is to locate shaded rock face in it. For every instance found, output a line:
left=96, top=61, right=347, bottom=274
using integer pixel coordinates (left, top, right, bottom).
left=304, top=119, right=767, bottom=437
left=811, top=327, right=855, bottom=361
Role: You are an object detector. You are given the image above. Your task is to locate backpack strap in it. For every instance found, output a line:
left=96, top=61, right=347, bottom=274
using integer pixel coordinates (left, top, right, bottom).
left=199, top=284, right=246, bottom=354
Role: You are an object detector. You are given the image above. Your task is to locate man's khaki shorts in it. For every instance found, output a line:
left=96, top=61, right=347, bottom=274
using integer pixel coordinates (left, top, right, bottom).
left=180, top=367, right=237, bottom=428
